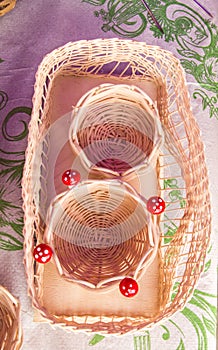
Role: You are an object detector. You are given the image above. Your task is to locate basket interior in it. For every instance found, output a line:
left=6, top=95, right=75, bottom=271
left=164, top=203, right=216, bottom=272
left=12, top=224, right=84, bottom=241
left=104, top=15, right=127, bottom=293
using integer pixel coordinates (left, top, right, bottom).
left=24, top=39, right=210, bottom=333
left=71, top=85, right=158, bottom=175
left=34, top=74, right=161, bottom=320
left=45, top=181, right=154, bottom=288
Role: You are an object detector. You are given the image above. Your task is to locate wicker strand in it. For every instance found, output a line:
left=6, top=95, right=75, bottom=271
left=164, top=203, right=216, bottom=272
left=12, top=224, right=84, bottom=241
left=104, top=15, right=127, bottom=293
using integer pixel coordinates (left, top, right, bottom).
left=0, top=0, right=16, bottom=16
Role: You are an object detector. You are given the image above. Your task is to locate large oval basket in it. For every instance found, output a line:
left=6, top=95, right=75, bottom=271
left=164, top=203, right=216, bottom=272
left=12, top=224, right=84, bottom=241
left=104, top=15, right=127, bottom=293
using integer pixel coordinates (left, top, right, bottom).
left=22, top=38, right=211, bottom=334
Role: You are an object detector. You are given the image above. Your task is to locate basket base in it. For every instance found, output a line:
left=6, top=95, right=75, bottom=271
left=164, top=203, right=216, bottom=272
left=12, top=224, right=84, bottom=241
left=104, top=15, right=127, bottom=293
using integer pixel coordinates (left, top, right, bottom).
left=34, top=253, right=160, bottom=321
left=36, top=73, right=160, bottom=322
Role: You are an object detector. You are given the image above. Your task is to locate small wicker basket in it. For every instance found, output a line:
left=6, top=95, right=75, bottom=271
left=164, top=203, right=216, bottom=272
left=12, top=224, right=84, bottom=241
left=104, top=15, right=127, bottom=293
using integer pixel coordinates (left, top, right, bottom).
left=44, top=179, right=158, bottom=289
left=22, top=38, right=211, bottom=334
left=69, top=83, right=163, bottom=179
left=0, top=286, right=22, bottom=350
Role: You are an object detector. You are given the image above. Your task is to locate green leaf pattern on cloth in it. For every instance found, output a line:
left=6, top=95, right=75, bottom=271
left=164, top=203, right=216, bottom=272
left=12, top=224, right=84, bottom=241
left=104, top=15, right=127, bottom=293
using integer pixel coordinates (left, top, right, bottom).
left=85, top=0, right=218, bottom=119
left=89, top=334, right=106, bottom=345
left=0, top=58, right=31, bottom=250
left=133, top=332, right=151, bottom=350
left=176, top=338, right=185, bottom=350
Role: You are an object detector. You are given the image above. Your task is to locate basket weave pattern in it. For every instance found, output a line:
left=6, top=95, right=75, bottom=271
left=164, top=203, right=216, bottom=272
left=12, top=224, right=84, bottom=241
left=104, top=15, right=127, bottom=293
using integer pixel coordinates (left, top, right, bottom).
left=22, top=39, right=211, bottom=334
left=0, top=286, right=22, bottom=350
left=44, top=180, right=157, bottom=289
left=69, top=83, right=163, bottom=177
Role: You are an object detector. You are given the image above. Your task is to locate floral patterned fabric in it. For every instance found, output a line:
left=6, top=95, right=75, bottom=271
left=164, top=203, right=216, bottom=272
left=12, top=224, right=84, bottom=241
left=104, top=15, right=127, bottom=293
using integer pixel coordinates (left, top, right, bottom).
left=0, top=1, right=217, bottom=349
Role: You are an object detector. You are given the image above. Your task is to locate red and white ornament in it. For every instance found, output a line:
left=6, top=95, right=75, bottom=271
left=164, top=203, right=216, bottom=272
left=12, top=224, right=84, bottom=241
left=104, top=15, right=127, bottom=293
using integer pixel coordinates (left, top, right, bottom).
left=147, top=196, right=165, bottom=215
left=119, top=277, right=139, bottom=298
left=33, top=243, right=53, bottom=264
left=62, top=169, right=81, bottom=187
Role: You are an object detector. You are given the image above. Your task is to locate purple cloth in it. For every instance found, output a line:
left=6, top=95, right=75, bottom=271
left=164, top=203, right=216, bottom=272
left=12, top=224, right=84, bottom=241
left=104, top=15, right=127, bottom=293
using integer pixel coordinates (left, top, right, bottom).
left=0, top=1, right=217, bottom=350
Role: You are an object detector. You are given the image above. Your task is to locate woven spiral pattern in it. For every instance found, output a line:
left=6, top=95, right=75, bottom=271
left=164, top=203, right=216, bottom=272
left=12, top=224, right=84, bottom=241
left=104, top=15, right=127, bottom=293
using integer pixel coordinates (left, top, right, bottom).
left=69, top=84, right=163, bottom=176
left=0, top=286, right=22, bottom=350
left=22, top=39, right=211, bottom=334
left=0, top=0, right=16, bottom=16
left=45, top=180, right=155, bottom=289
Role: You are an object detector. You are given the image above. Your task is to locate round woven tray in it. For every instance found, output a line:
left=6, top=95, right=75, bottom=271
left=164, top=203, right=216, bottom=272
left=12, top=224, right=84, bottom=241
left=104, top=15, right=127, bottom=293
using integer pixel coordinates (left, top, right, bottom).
left=69, top=83, right=163, bottom=178
left=44, top=180, right=158, bottom=289
left=0, top=286, right=22, bottom=350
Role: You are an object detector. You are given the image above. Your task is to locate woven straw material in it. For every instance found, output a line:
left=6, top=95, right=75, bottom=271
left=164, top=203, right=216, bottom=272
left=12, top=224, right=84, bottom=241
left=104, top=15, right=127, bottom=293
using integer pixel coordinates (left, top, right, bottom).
left=22, top=38, right=211, bottom=334
left=69, top=83, right=163, bottom=178
left=44, top=180, right=157, bottom=289
left=0, top=0, right=16, bottom=16
left=0, top=286, right=22, bottom=350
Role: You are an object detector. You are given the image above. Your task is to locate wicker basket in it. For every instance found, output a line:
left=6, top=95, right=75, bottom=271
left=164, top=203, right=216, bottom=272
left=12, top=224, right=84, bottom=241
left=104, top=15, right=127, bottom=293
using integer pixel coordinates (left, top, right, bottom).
left=22, top=38, right=211, bottom=334
left=0, top=0, right=16, bottom=16
left=44, top=179, right=158, bottom=289
left=0, top=286, right=22, bottom=350
left=69, top=83, right=163, bottom=179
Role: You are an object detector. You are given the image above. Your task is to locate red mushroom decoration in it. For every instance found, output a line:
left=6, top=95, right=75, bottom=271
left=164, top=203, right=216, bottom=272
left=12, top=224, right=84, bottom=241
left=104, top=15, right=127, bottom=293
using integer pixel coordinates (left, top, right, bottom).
left=33, top=243, right=53, bottom=264
left=62, top=169, right=81, bottom=187
left=147, top=196, right=165, bottom=215
left=119, top=277, right=139, bottom=298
